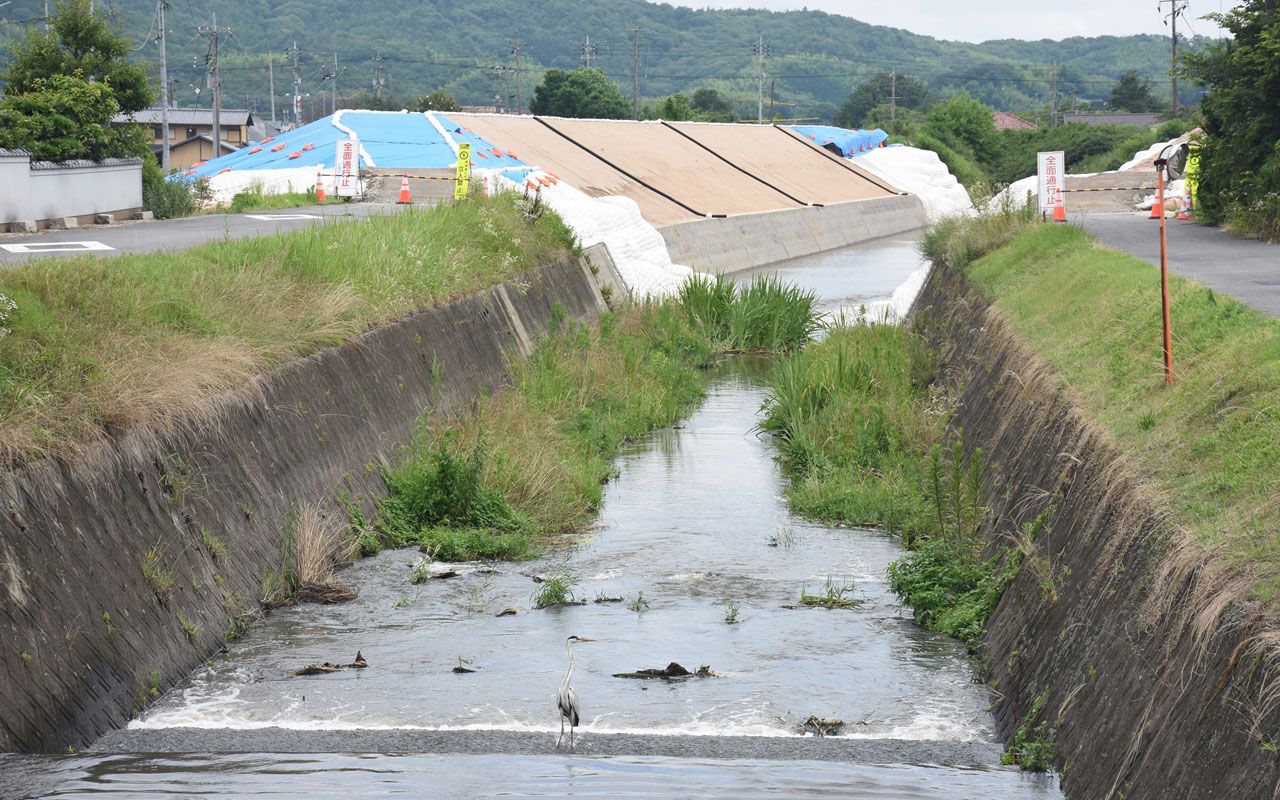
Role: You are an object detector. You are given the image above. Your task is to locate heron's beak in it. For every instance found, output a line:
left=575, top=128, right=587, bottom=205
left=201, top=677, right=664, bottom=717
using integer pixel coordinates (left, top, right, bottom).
left=577, top=636, right=598, bottom=642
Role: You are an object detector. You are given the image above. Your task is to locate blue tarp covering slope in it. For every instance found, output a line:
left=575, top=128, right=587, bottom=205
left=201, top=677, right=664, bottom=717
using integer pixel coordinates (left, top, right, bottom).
left=788, top=125, right=888, bottom=158
left=181, top=111, right=524, bottom=181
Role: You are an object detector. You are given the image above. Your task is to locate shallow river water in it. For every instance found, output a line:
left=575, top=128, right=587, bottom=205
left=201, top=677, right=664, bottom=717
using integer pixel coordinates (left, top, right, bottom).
left=1, top=233, right=1062, bottom=798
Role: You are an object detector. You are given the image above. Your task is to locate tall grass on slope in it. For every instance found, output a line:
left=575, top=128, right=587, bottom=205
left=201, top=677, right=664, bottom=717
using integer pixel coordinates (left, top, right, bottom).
left=678, top=274, right=820, bottom=353
left=363, top=302, right=714, bottom=561
left=963, top=222, right=1280, bottom=601
left=0, top=193, right=574, bottom=465
left=761, top=319, right=942, bottom=535
left=920, top=205, right=1037, bottom=270
left=761, top=317, right=1024, bottom=655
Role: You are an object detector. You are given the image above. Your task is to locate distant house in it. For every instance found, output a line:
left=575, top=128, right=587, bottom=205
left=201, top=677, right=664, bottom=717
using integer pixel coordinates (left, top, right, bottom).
left=993, top=112, right=1038, bottom=132
left=111, top=108, right=254, bottom=170
left=1060, top=112, right=1163, bottom=129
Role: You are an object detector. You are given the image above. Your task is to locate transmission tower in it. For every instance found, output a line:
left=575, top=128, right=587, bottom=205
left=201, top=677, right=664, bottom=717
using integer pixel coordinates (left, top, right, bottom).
left=753, top=35, right=768, bottom=124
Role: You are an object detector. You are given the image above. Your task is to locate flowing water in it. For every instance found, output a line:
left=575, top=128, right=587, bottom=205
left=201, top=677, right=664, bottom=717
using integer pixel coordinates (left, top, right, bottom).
left=1, top=233, right=1062, bottom=798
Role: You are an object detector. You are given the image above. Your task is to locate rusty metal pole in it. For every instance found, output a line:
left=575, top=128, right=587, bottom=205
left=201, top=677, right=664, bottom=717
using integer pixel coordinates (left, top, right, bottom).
left=1156, top=163, right=1174, bottom=385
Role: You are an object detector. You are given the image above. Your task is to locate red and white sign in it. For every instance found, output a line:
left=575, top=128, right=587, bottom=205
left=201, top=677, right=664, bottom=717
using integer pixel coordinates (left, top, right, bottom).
left=1037, top=150, right=1066, bottom=215
left=335, top=138, right=360, bottom=197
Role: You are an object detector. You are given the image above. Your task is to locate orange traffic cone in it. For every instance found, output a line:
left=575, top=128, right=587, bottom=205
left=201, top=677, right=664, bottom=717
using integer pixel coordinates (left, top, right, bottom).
left=1148, top=199, right=1163, bottom=220
left=1052, top=204, right=1067, bottom=223
left=315, top=170, right=326, bottom=203
left=397, top=174, right=411, bottom=204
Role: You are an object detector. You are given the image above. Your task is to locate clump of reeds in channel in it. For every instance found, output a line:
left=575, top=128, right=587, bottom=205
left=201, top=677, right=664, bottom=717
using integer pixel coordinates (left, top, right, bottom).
left=677, top=274, right=820, bottom=353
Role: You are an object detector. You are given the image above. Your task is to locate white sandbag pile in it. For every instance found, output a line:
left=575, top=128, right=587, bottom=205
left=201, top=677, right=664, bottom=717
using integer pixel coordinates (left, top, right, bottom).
left=856, top=146, right=975, bottom=222
left=501, top=171, right=695, bottom=299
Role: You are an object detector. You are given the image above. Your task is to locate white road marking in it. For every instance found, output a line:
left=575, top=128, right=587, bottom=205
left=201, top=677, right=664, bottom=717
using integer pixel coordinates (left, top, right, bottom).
left=0, top=240, right=114, bottom=253
left=243, top=213, right=322, bottom=221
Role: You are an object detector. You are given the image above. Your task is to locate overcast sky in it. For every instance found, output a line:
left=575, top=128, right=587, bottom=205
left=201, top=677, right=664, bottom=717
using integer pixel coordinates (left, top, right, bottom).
left=667, top=1, right=1239, bottom=42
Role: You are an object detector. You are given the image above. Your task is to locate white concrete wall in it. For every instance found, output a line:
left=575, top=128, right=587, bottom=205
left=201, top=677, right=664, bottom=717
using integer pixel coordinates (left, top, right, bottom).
left=659, top=195, right=927, bottom=274
left=0, top=151, right=143, bottom=224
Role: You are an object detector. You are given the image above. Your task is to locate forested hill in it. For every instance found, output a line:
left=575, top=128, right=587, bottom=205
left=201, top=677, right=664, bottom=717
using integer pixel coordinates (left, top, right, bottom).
left=0, top=0, right=1201, bottom=122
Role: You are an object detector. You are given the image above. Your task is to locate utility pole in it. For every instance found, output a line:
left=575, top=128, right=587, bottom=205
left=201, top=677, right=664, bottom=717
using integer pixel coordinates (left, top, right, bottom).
left=156, top=0, right=170, bottom=170
left=1159, top=0, right=1188, bottom=115
left=291, top=41, right=302, bottom=126
left=580, top=36, right=597, bottom=68
left=890, top=69, right=897, bottom=125
left=268, top=52, right=276, bottom=127
left=1050, top=63, right=1060, bottom=127
left=372, top=53, right=385, bottom=98
left=42, top=0, right=48, bottom=31
left=631, top=27, right=640, bottom=120
left=769, top=78, right=776, bottom=120
left=511, top=40, right=524, bottom=113
left=331, top=52, right=338, bottom=114
left=753, top=35, right=767, bottom=124
left=197, top=13, right=229, bottom=162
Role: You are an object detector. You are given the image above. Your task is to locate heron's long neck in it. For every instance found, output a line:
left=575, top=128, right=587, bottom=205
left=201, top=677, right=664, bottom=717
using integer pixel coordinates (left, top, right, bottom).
left=562, top=642, right=575, bottom=689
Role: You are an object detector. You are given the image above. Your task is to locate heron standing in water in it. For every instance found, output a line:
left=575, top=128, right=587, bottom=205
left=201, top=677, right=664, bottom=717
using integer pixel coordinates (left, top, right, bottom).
left=557, top=635, right=595, bottom=749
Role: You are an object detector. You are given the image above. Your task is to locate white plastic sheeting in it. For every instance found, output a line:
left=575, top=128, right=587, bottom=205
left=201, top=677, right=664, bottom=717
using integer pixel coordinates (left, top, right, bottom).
left=498, top=171, right=695, bottom=299
left=204, top=166, right=327, bottom=203
left=855, top=146, right=974, bottom=222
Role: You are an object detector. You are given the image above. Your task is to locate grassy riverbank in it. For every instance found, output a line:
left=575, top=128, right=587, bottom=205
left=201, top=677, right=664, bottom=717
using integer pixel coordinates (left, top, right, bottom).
left=953, top=219, right=1280, bottom=601
left=0, top=194, right=574, bottom=465
left=760, top=319, right=1019, bottom=651
left=358, top=276, right=819, bottom=562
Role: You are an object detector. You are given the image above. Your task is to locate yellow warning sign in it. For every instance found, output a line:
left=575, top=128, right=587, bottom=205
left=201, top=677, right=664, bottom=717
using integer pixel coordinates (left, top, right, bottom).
left=454, top=143, right=471, bottom=200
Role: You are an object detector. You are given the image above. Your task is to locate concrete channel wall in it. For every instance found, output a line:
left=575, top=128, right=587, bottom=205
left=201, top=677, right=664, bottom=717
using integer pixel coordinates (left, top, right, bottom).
left=911, top=263, right=1280, bottom=800
left=0, top=254, right=610, bottom=752
left=0, top=149, right=143, bottom=227
left=660, top=195, right=927, bottom=274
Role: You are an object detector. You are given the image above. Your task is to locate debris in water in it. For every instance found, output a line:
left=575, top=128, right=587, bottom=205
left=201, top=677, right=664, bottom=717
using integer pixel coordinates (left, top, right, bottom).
left=496, top=607, right=519, bottom=617
left=799, top=716, right=845, bottom=737
left=613, top=661, right=719, bottom=680
left=594, top=595, right=624, bottom=604
left=291, top=651, right=368, bottom=676
left=453, top=656, right=477, bottom=673
left=432, top=570, right=461, bottom=580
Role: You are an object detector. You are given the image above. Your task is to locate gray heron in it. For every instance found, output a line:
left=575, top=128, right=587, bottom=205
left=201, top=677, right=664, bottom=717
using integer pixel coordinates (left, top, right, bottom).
left=556, top=635, right=595, bottom=749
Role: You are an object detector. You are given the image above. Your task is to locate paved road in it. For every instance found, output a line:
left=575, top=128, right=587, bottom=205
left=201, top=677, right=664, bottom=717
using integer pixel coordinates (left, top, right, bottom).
left=1081, top=212, right=1280, bottom=317
left=0, top=203, right=405, bottom=265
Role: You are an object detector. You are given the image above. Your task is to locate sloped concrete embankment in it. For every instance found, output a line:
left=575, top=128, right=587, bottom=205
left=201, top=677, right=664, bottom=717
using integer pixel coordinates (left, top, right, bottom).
left=660, top=195, right=926, bottom=274
left=910, top=264, right=1280, bottom=799
left=0, top=255, right=609, bottom=753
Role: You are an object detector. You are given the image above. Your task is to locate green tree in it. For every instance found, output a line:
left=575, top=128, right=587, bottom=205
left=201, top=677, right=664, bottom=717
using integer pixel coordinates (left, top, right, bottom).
left=3, top=0, right=152, bottom=115
left=1180, top=0, right=1280, bottom=232
left=413, top=90, right=461, bottom=112
left=1108, top=69, right=1163, bottom=112
left=835, top=72, right=932, bottom=129
left=656, top=93, right=694, bottom=120
left=924, top=92, right=1000, bottom=166
left=343, top=90, right=405, bottom=111
left=691, top=88, right=734, bottom=121
left=528, top=68, right=630, bottom=119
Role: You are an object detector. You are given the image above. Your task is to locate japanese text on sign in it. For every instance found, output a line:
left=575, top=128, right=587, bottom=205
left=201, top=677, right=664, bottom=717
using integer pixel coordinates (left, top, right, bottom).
left=1037, top=151, right=1066, bottom=214
left=335, top=138, right=360, bottom=197
left=454, top=143, right=472, bottom=200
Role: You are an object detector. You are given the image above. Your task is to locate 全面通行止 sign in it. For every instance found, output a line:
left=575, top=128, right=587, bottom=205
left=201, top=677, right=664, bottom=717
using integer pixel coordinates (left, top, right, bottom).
left=1037, top=151, right=1066, bottom=215
left=335, top=138, right=360, bottom=197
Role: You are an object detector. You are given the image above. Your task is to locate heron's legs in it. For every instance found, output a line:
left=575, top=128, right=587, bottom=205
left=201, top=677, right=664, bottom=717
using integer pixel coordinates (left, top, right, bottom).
left=556, top=716, right=564, bottom=749
left=569, top=723, right=575, bottom=750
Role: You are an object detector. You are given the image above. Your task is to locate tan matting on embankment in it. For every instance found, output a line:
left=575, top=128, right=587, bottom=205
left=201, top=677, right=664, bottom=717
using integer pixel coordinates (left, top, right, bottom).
left=667, top=122, right=899, bottom=204
left=541, top=117, right=806, bottom=218
left=453, top=114, right=699, bottom=226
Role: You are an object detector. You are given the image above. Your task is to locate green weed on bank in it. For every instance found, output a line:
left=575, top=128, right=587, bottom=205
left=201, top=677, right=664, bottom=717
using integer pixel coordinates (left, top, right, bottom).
left=761, top=317, right=1023, bottom=657
left=0, top=193, right=575, bottom=466
left=964, top=222, right=1280, bottom=601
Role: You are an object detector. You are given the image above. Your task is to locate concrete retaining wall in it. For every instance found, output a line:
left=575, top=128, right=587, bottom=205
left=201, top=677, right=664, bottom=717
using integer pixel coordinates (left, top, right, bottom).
left=911, top=263, right=1280, bottom=800
left=659, top=195, right=926, bottom=274
left=0, top=150, right=143, bottom=227
left=0, top=255, right=609, bottom=752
